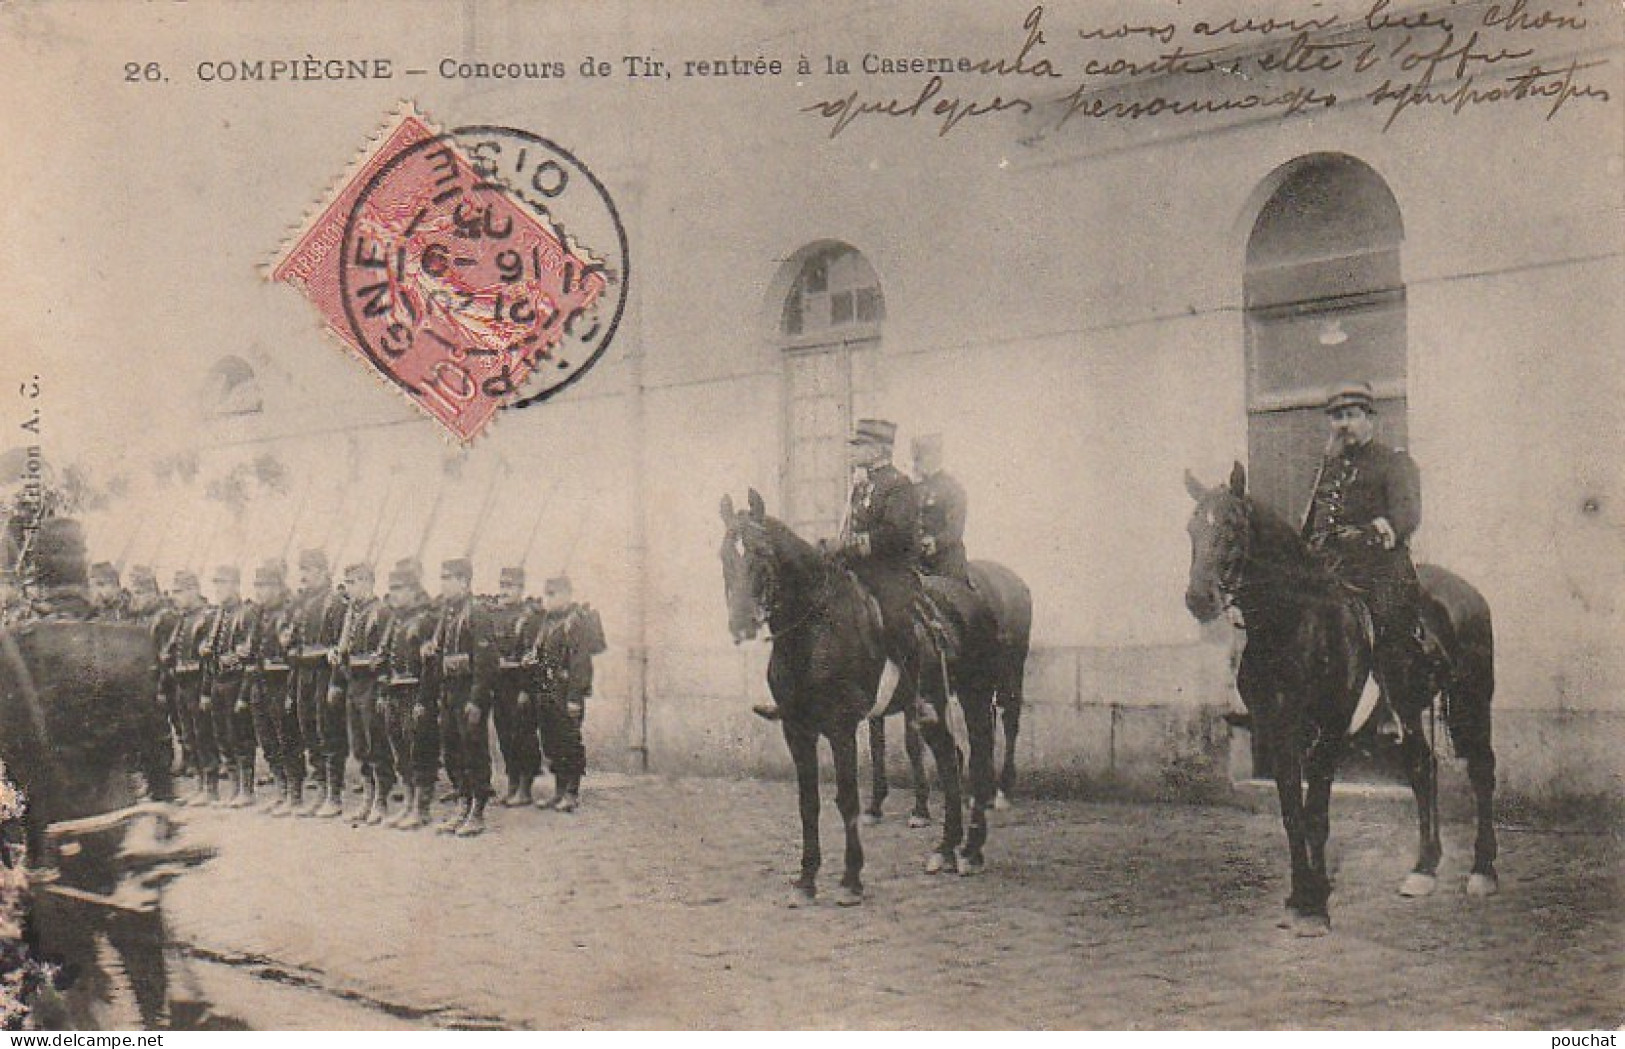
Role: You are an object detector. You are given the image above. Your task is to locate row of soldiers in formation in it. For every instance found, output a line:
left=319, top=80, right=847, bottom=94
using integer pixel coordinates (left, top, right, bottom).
left=77, top=548, right=604, bottom=839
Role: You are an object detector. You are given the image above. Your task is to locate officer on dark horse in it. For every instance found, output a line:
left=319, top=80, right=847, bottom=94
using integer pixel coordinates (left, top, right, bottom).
left=1184, top=381, right=1499, bottom=934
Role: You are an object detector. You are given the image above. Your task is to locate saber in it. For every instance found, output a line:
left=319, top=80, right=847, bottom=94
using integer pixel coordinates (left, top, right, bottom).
left=517, top=475, right=567, bottom=568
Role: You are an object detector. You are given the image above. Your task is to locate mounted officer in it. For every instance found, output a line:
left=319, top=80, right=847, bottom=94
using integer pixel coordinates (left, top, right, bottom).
left=1301, top=380, right=1426, bottom=699
left=842, top=419, right=938, bottom=726
left=912, top=433, right=969, bottom=583
left=491, top=564, right=542, bottom=807
left=379, top=558, right=438, bottom=831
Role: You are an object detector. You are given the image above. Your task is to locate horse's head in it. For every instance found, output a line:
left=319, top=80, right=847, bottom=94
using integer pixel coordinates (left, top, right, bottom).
left=719, top=489, right=775, bottom=643
left=1183, top=461, right=1252, bottom=624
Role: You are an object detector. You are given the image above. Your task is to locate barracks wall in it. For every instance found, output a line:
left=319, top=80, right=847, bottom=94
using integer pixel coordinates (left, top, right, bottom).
left=152, top=0, right=1621, bottom=814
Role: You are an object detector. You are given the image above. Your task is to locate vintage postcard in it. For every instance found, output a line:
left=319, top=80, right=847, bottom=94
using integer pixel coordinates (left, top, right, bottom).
left=0, top=0, right=1620, bottom=1032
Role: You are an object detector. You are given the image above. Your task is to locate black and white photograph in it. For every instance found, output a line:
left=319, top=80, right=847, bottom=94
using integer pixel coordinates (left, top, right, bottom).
left=0, top=0, right=1620, bottom=1031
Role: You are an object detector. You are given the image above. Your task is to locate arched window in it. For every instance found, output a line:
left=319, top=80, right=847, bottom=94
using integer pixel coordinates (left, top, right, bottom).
left=1244, top=154, right=1407, bottom=524
left=777, top=242, right=886, bottom=541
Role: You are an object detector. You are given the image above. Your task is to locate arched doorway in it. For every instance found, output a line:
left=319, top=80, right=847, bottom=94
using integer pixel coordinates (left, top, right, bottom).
left=776, top=242, right=886, bottom=542
left=1242, top=154, right=1409, bottom=780
left=1244, top=154, right=1408, bottom=525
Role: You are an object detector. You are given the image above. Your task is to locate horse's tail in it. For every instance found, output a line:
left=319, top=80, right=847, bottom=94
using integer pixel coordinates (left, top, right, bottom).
left=1418, top=564, right=1495, bottom=759
left=968, top=560, right=1033, bottom=709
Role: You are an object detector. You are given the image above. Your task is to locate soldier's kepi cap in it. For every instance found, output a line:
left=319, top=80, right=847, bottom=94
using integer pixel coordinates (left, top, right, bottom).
left=441, top=557, right=473, bottom=581
left=128, top=565, right=158, bottom=591
left=34, top=518, right=89, bottom=587
left=544, top=572, right=572, bottom=595
left=1324, top=381, right=1376, bottom=414
left=212, top=564, right=241, bottom=584
left=173, top=568, right=201, bottom=592
left=849, top=418, right=897, bottom=447
left=499, top=565, right=525, bottom=586
left=89, top=561, right=120, bottom=585
left=388, top=558, right=422, bottom=587
left=343, top=562, right=374, bottom=584
left=298, top=548, right=329, bottom=573
left=254, top=559, right=287, bottom=586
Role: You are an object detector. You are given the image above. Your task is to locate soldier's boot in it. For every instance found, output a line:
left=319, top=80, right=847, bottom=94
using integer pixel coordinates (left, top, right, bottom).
left=315, top=779, right=343, bottom=819
left=354, top=777, right=376, bottom=824
left=398, top=788, right=432, bottom=831
left=276, top=779, right=304, bottom=818
left=388, top=785, right=415, bottom=829
left=455, top=796, right=488, bottom=837
left=500, top=777, right=521, bottom=807
left=367, top=781, right=390, bottom=826
left=297, top=780, right=326, bottom=818
left=554, top=776, right=580, bottom=813
left=183, top=773, right=210, bottom=807
left=221, top=766, right=241, bottom=807
left=513, top=777, right=534, bottom=807
left=264, top=772, right=288, bottom=815
left=437, top=795, right=472, bottom=835
left=231, top=762, right=256, bottom=808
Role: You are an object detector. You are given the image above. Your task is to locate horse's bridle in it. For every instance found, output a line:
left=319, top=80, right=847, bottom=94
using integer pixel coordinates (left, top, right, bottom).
left=1210, top=496, right=1252, bottom=615
left=732, top=517, right=831, bottom=643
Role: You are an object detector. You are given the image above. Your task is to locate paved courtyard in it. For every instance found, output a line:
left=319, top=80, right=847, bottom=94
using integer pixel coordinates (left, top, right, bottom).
left=160, top=772, right=1624, bottom=1030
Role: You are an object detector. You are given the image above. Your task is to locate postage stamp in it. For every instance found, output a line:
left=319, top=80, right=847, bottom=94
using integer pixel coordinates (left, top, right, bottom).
left=270, top=106, right=629, bottom=442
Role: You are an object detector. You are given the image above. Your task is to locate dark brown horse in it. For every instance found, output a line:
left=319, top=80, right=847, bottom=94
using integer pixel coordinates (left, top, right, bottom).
left=719, top=490, right=1003, bottom=905
left=1183, top=463, right=1499, bottom=935
left=866, top=559, right=1032, bottom=823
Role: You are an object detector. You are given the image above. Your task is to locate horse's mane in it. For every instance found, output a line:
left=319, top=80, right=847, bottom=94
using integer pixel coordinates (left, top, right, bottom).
left=1236, top=494, right=1344, bottom=597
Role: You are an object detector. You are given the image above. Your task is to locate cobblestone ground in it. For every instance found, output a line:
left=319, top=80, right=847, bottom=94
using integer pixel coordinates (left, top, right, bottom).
left=160, top=772, right=1623, bottom=1030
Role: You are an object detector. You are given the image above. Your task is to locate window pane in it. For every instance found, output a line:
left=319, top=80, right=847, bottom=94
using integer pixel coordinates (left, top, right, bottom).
left=831, top=291, right=854, bottom=325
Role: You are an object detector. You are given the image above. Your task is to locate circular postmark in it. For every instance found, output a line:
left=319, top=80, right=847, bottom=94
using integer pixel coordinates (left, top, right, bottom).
left=338, top=125, right=629, bottom=439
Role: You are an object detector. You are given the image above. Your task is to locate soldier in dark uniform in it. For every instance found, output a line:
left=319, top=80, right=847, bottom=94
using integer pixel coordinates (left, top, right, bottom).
left=87, top=561, right=128, bottom=620
left=490, top=564, right=542, bottom=807
left=426, top=557, right=495, bottom=836
left=126, top=564, right=178, bottom=801
left=529, top=573, right=592, bottom=812
left=197, top=565, right=251, bottom=807
left=334, top=561, right=395, bottom=826
left=244, top=558, right=297, bottom=815
left=845, top=419, right=935, bottom=724
left=1301, top=380, right=1426, bottom=699
left=161, top=570, right=212, bottom=806
left=380, top=558, right=439, bottom=831
left=288, top=549, right=347, bottom=818
left=912, top=433, right=970, bottom=583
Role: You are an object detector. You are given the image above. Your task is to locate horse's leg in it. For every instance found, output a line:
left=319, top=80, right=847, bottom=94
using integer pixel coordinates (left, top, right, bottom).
left=917, top=704, right=964, bottom=875
left=903, top=709, right=931, bottom=826
left=1268, top=706, right=1315, bottom=928
left=864, top=715, right=888, bottom=824
left=995, top=692, right=1021, bottom=809
left=958, top=689, right=996, bottom=875
left=1395, top=698, right=1443, bottom=897
left=1451, top=678, right=1500, bottom=896
left=830, top=725, right=865, bottom=906
left=1300, top=732, right=1345, bottom=932
left=783, top=723, right=821, bottom=906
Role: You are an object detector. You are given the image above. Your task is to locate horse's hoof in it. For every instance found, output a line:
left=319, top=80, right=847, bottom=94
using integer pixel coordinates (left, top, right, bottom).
left=1399, top=872, right=1438, bottom=898
left=907, top=814, right=930, bottom=829
left=1466, top=872, right=1500, bottom=898
left=786, top=883, right=816, bottom=908
left=1291, top=912, right=1331, bottom=938
left=956, top=853, right=985, bottom=877
left=860, top=811, right=881, bottom=827
left=835, top=885, right=864, bottom=907
left=993, top=790, right=1011, bottom=812
left=924, top=853, right=948, bottom=875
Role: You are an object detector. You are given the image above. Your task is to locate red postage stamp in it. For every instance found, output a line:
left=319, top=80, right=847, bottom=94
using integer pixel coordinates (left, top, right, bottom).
left=271, top=106, right=628, bottom=443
